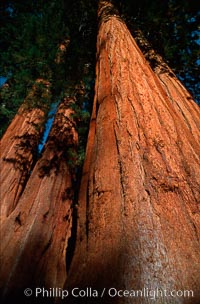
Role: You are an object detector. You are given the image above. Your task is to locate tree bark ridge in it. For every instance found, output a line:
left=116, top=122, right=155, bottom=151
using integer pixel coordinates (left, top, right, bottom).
left=0, top=98, right=78, bottom=303
left=0, top=79, right=50, bottom=222
left=66, top=4, right=200, bottom=304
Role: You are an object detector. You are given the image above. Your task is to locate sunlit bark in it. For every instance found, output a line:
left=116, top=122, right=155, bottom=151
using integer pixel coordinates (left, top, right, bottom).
left=65, top=1, right=200, bottom=303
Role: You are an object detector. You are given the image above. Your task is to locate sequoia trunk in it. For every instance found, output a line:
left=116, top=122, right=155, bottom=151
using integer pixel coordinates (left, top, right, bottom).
left=0, top=79, right=49, bottom=222
left=65, top=1, right=200, bottom=304
left=0, top=97, right=77, bottom=303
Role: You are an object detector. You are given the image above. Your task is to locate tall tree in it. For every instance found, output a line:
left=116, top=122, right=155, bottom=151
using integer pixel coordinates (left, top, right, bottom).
left=65, top=1, right=200, bottom=303
left=0, top=1, right=200, bottom=304
left=0, top=96, right=77, bottom=303
left=0, top=79, right=50, bottom=222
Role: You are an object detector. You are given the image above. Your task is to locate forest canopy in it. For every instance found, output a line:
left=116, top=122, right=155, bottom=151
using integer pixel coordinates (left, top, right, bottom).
left=0, top=0, right=199, bottom=137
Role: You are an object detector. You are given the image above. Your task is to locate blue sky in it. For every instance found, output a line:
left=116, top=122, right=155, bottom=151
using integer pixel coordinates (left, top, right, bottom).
left=37, top=102, right=59, bottom=154
left=0, top=76, right=7, bottom=87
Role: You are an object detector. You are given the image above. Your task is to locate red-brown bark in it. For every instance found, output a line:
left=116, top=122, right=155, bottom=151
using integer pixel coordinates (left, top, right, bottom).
left=135, top=30, right=200, bottom=143
left=0, top=3, right=200, bottom=304
left=0, top=97, right=77, bottom=302
left=0, top=79, right=49, bottom=222
left=65, top=2, right=200, bottom=304
left=155, top=64, right=200, bottom=144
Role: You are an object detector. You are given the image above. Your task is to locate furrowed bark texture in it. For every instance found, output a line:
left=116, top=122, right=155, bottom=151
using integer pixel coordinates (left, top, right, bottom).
left=0, top=79, right=51, bottom=222
left=135, top=30, right=200, bottom=144
left=66, top=2, right=200, bottom=304
left=155, top=65, right=200, bottom=144
left=0, top=98, right=77, bottom=303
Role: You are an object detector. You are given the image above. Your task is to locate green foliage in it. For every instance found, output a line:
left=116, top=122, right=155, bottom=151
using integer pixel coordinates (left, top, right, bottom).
left=0, top=83, right=21, bottom=137
left=0, top=0, right=71, bottom=136
left=25, top=81, right=52, bottom=111
left=62, top=80, right=92, bottom=170
left=0, top=0, right=97, bottom=138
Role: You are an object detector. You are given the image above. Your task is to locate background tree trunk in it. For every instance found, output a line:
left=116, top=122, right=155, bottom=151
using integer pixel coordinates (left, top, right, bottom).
left=66, top=1, right=200, bottom=303
left=0, top=97, right=77, bottom=303
left=0, top=79, right=49, bottom=222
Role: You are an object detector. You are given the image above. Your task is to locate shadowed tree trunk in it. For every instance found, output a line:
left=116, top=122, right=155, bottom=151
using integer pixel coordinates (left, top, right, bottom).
left=65, top=1, right=200, bottom=303
left=0, top=97, right=78, bottom=303
left=0, top=79, right=50, bottom=222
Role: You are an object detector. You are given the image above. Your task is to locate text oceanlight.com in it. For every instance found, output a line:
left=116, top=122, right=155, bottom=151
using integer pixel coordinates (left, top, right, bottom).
left=24, top=287, right=194, bottom=300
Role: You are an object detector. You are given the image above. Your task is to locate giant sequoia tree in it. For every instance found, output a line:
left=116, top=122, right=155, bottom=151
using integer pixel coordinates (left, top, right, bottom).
left=0, top=1, right=200, bottom=304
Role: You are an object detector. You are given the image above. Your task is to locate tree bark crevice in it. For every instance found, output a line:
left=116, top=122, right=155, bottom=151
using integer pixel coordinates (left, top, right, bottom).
left=65, top=3, right=200, bottom=303
left=1, top=2, right=200, bottom=304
